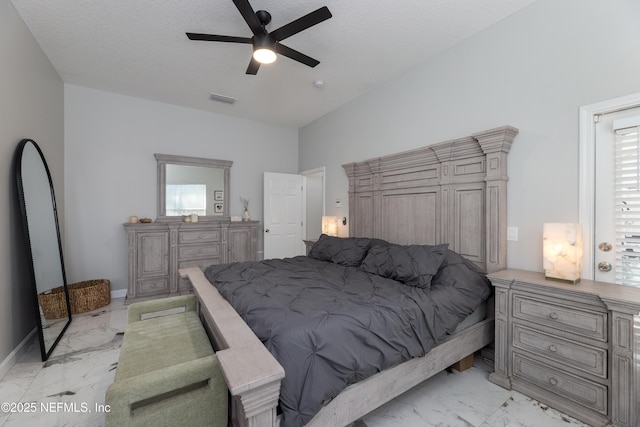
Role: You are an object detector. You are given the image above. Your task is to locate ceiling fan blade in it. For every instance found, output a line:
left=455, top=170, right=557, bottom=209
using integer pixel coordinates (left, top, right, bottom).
left=246, top=57, right=260, bottom=75
left=270, top=6, right=332, bottom=42
left=275, top=44, right=320, bottom=68
left=186, top=33, right=252, bottom=43
left=232, top=0, right=265, bottom=35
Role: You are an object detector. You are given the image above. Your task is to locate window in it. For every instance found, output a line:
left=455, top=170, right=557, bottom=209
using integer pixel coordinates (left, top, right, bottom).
left=166, top=184, right=206, bottom=216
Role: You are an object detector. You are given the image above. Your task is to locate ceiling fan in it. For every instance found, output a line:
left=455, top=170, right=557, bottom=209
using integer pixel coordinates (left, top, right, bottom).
left=186, top=0, right=332, bottom=75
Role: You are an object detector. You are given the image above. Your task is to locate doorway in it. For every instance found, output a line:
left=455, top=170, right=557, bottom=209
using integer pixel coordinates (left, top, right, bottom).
left=263, top=172, right=303, bottom=259
left=263, top=168, right=325, bottom=260
left=301, top=167, right=325, bottom=242
left=579, top=92, right=640, bottom=283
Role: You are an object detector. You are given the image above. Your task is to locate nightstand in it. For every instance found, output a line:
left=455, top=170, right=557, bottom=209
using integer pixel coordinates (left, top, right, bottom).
left=487, top=269, right=640, bottom=427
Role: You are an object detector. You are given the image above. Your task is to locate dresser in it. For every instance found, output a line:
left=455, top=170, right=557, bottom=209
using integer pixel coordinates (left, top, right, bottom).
left=488, top=269, right=640, bottom=427
left=124, top=221, right=258, bottom=303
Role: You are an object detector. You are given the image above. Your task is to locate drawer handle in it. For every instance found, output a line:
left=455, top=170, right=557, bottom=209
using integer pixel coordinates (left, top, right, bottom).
left=548, top=345, right=557, bottom=353
left=549, top=312, right=559, bottom=320
left=548, top=377, right=558, bottom=386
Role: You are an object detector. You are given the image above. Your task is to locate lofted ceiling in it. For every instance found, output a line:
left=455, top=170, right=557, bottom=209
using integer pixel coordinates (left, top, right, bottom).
left=11, top=0, right=536, bottom=129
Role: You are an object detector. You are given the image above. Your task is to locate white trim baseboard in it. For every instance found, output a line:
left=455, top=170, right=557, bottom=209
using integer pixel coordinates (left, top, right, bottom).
left=0, top=328, right=37, bottom=380
left=111, top=289, right=127, bottom=299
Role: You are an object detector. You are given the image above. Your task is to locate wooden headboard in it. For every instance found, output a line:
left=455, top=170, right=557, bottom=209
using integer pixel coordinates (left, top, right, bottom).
left=343, top=125, right=518, bottom=274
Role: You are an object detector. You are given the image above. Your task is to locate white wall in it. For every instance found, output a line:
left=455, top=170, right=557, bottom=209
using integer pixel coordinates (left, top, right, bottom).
left=64, top=85, right=298, bottom=292
left=299, top=0, right=640, bottom=272
left=0, top=0, right=64, bottom=362
left=304, top=172, right=323, bottom=240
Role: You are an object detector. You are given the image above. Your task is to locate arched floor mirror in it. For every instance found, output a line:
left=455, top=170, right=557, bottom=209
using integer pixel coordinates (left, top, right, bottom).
left=15, top=139, right=71, bottom=361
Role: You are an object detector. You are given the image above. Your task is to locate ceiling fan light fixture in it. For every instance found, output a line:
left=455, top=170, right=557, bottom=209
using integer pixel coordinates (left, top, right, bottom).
left=252, top=34, right=277, bottom=64
left=186, top=2, right=332, bottom=75
left=253, top=48, right=277, bottom=64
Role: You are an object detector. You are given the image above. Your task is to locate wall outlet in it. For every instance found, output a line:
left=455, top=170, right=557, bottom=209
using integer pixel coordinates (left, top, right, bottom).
left=507, top=226, right=518, bottom=241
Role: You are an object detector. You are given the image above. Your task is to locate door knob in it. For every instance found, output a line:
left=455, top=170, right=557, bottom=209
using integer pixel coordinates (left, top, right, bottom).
left=598, top=242, right=612, bottom=252
left=265, top=228, right=270, bottom=233
left=598, top=262, right=612, bottom=272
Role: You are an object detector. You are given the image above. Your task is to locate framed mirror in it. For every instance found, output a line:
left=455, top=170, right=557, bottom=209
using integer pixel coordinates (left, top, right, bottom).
left=156, top=154, right=232, bottom=222
left=15, top=139, right=71, bottom=361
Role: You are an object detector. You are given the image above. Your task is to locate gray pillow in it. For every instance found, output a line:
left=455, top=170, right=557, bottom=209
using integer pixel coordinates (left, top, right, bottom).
left=431, top=249, right=490, bottom=289
left=308, top=234, right=385, bottom=267
left=359, top=243, right=449, bottom=289
left=428, top=250, right=492, bottom=324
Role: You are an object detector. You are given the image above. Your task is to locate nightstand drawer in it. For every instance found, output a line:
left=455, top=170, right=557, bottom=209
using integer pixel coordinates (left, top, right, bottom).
left=178, top=244, right=221, bottom=260
left=513, top=293, right=607, bottom=341
left=179, top=229, right=221, bottom=244
left=513, top=324, right=607, bottom=378
left=512, top=353, right=607, bottom=415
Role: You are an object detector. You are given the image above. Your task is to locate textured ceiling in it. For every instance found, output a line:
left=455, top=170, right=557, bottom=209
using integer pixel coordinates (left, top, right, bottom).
left=11, top=0, right=536, bottom=128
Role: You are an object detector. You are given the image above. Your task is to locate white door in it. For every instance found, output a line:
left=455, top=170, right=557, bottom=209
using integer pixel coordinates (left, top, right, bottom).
left=263, top=172, right=303, bottom=259
left=594, top=107, right=640, bottom=284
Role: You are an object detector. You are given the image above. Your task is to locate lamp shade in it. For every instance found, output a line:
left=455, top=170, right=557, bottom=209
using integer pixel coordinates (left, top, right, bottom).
left=322, top=216, right=339, bottom=237
left=543, top=223, right=583, bottom=283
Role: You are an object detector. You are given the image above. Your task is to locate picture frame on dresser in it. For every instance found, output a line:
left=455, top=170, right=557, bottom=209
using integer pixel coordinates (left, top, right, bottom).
left=488, top=269, right=640, bottom=427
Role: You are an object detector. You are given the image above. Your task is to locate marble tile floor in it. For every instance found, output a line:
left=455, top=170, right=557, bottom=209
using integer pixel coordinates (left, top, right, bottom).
left=0, top=298, right=590, bottom=427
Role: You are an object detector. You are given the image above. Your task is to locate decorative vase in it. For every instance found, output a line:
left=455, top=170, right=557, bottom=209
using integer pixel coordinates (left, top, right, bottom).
left=242, top=208, right=250, bottom=221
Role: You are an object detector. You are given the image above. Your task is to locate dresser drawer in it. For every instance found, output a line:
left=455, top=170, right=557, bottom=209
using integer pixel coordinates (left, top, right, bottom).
left=512, top=353, right=607, bottom=415
left=512, top=293, right=607, bottom=341
left=178, top=243, right=221, bottom=260
left=136, top=277, right=169, bottom=297
left=179, top=229, right=221, bottom=244
left=513, top=324, right=607, bottom=378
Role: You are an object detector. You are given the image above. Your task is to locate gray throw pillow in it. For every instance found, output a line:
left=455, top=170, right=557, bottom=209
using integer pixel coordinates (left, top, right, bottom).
left=308, top=234, right=382, bottom=267
left=359, top=243, right=449, bottom=289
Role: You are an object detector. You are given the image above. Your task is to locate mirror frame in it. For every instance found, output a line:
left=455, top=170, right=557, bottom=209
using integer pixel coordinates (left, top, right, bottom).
left=155, top=153, right=232, bottom=222
left=15, top=139, right=72, bottom=361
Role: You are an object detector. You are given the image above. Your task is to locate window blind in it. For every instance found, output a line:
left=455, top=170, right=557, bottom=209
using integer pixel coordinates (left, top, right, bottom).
left=614, top=125, right=640, bottom=286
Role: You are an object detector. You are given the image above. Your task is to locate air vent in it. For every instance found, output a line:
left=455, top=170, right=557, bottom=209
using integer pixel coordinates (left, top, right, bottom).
left=210, top=92, right=237, bottom=105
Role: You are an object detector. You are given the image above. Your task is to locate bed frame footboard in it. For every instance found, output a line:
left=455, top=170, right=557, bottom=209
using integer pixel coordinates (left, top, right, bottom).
left=181, top=267, right=284, bottom=427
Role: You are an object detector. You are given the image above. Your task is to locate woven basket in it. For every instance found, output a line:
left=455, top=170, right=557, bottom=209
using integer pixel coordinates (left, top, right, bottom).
left=39, top=279, right=111, bottom=320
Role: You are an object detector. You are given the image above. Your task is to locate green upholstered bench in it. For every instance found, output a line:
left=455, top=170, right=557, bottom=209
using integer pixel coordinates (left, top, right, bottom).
left=105, top=295, right=227, bottom=427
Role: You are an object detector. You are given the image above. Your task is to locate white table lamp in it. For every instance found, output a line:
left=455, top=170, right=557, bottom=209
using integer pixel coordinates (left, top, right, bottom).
left=322, top=216, right=339, bottom=237
left=543, top=223, right=583, bottom=284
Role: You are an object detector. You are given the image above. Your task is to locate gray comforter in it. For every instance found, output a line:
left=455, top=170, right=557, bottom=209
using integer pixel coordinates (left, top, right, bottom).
left=205, top=243, right=490, bottom=427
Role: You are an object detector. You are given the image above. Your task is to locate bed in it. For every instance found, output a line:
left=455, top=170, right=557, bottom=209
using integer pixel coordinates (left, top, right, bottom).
left=181, top=125, right=518, bottom=427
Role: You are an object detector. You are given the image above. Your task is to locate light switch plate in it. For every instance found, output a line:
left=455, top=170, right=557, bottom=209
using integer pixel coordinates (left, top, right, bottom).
left=507, top=226, right=518, bottom=241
